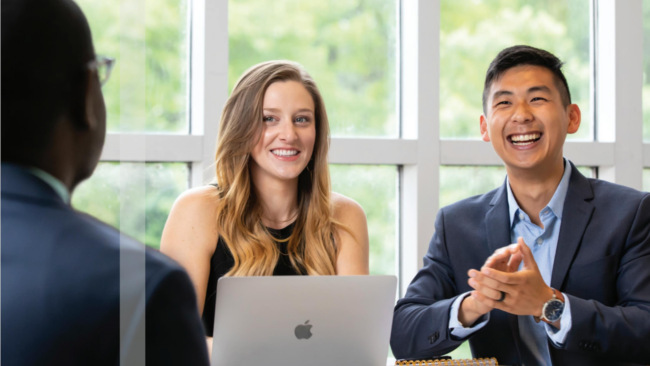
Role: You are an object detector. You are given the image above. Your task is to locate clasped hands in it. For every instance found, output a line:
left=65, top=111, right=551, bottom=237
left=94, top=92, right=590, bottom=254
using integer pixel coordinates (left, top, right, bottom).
left=459, top=237, right=560, bottom=328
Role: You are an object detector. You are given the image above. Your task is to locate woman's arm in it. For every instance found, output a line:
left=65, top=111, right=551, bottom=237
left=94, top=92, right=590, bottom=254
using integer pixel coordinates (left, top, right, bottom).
left=160, top=186, right=219, bottom=315
left=331, top=192, right=370, bottom=275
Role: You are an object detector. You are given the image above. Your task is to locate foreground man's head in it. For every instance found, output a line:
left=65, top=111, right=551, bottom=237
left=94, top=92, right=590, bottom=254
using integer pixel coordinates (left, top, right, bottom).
left=2, top=0, right=107, bottom=191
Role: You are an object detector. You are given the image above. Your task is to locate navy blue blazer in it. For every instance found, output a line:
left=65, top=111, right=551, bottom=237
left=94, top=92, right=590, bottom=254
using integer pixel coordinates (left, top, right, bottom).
left=391, top=163, right=650, bottom=366
left=1, top=164, right=209, bottom=366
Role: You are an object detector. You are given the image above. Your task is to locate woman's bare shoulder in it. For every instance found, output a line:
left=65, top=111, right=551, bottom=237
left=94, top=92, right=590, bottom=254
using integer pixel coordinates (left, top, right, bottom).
left=331, top=193, right=369, bottom=274
left=331, top=192, right=365, bottom=220
left=165, top=185, right=221, bottom=240
left=173, top=185, right=221, bottom=212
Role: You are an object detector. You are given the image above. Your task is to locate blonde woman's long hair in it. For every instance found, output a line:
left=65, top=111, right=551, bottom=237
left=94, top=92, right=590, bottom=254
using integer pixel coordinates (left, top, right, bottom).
left=214, top=60, right=342, bottom=277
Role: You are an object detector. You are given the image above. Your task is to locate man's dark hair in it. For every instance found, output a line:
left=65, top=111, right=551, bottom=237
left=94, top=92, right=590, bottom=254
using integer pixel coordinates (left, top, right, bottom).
left=482, top=45, right=572, bottom=115
left=1, top=0, right=95, bottom=164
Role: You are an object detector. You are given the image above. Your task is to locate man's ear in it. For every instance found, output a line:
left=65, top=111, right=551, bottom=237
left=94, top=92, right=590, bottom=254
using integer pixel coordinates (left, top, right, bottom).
left=566, top=104, right=581, bottom=134
left=80, top=68, right=100, bottom=130
left=480, top=114, right=491, bottom=142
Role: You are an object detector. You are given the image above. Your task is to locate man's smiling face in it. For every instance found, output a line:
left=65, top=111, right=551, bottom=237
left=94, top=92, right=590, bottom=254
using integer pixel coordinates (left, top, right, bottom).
left=480, top=65, right=581, bottom=172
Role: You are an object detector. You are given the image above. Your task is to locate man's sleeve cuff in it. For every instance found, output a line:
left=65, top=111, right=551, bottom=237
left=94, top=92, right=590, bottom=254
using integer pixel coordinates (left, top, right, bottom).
left=545, top=292, right=572, bottom=346
left=449, top=292, right=490, bottom=339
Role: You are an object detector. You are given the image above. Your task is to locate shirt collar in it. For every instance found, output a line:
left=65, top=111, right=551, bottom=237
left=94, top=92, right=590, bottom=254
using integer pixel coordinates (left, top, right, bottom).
left=506, top=159, right=572, bottom=226
left=27, top=167, right=71, bottom=204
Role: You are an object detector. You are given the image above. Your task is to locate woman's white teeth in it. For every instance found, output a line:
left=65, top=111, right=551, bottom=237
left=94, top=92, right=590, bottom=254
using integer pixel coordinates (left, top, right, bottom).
left=511, top=133, right=541, bottom=144
left=272, top=149, right=298, bottom=156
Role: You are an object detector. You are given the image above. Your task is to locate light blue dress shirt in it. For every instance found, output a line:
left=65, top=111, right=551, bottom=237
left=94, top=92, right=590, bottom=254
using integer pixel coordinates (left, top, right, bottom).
left=27, top=166, right=71, bottom=204
left=448, top=160, right=573, bottom=366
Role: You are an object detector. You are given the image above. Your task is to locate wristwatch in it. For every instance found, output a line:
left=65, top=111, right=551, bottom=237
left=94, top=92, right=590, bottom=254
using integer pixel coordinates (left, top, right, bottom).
left=535, top=288, right=565, bottom=324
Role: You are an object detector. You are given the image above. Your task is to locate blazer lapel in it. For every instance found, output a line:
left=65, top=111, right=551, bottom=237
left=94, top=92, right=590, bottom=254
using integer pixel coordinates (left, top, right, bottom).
left=551, top=163, right=595, bottom=290
left=485, top=179, right=512, bottom=255
left=485, top=180, right=524, bottom=355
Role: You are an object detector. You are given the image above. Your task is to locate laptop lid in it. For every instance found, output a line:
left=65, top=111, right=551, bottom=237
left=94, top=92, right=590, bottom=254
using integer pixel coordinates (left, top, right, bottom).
left=211, top=276, right=397, bottom=366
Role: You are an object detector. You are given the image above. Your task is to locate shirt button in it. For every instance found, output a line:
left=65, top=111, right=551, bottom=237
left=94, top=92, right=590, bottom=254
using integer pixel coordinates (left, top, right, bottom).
left=519, top=213, right=525, bottom=220
left=536, top=238, right=543, bottom=245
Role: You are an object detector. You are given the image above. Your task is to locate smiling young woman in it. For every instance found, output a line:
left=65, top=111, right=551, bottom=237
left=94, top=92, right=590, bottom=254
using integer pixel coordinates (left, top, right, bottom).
left=160, top=60, right=369, bottom=349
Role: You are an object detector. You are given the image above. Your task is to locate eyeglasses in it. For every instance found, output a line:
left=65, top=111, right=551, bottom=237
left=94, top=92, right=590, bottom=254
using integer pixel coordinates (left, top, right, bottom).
left=87, top=55, right=116, bottom=87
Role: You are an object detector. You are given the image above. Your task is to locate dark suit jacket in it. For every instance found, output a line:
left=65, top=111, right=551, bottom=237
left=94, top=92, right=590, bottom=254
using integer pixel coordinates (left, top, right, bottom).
left=1, top=164, right=209, bottom=366
left=390, top=163, right=650, bottom=366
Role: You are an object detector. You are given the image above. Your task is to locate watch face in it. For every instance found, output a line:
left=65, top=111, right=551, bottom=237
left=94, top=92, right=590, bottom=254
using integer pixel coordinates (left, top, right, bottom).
left=544, top=299, right=564, bottom=322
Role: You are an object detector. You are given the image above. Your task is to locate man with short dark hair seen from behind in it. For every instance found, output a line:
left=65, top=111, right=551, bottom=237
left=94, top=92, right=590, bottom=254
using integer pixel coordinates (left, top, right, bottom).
left=1, top=0, right=209, bottom=365
left=390, top=45, right=650, bottom=365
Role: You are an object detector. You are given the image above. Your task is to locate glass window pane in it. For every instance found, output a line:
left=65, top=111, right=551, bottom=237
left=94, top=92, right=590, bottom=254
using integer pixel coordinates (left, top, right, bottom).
left=330, top=165, right=397, bottom=276
left=447, top=342, right=472, bottom=360
left=644, top=169, right=650, bottom=192
left=440, top=166, right=507, bottom=208
left=643, top=0, right=650, bottom=141
left=229, top=0, right=398, bottom=137
left=76, top=0, right=189, bottom=133
left=72, top=163, right=189, bottom=249
left=440, top=0, right=592, bottom=141
left=576, top=166, right=594, bottom=179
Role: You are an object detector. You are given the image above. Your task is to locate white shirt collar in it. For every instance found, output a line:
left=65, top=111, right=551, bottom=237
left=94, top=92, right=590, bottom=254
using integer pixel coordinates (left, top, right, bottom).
left=27, top=167, right=70, bottom=204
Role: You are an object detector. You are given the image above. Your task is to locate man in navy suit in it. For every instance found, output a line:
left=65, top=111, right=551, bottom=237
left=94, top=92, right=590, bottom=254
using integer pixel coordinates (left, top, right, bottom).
left=390, top=46, right=650, bottom=365
left=1, top=0, right=209, bottom=365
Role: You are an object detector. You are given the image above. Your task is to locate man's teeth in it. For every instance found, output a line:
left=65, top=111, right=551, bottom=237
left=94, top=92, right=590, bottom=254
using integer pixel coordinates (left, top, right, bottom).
left=511, top=133, right=541, bottom=144
left=272, top=149, right=299, bottom=156
left=513, top=141, right=534, bottom=146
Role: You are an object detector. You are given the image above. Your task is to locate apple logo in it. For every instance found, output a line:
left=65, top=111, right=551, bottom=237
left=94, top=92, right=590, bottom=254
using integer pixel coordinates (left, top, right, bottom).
left=294, top=320, right=313, bottom=340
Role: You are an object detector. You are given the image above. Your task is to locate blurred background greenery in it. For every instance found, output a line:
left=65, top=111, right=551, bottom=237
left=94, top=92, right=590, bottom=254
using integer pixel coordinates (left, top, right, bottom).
left=76, top=0, right=189, bottom=133
left=72, top=163, right=189, bottom=248
left=330, top=165, right=398, bottom=276
left=71, top=0, right=609, bottom=361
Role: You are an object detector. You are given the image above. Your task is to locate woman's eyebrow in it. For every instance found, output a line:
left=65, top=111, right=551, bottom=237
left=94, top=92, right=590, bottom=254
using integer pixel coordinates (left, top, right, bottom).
left=263, top=108, right=314, bottom=114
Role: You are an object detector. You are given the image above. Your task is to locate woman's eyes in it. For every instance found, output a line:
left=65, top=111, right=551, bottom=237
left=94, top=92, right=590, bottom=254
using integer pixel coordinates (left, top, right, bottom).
left=262, top=116, right=311, bottom=123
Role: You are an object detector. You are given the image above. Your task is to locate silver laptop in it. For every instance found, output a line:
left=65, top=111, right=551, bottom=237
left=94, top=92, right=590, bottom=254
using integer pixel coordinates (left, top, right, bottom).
left=211, top=275, right=397, bottom=366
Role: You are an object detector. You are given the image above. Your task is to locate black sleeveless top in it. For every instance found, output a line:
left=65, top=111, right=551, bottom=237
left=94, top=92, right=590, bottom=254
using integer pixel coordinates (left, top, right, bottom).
left=201, top=222, right=303, bottom=336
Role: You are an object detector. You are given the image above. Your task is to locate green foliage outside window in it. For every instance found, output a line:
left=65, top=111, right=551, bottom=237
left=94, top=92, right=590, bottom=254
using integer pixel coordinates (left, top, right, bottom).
left=330, top=165, right=397, bottom=276
left=72, top=163, right=188, bottom=249
left=76, top=0, right=189, bottom=133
